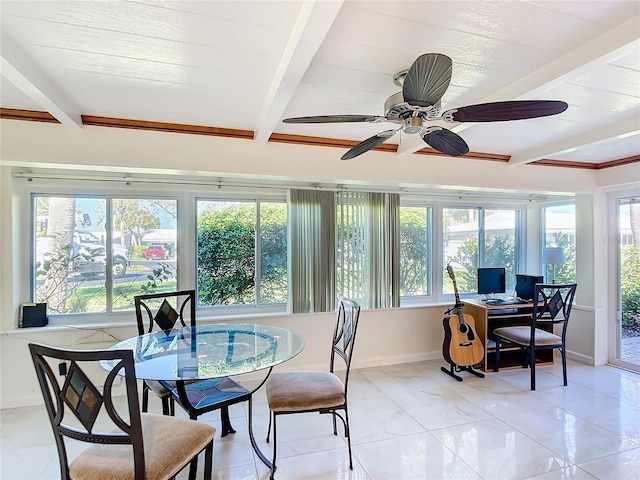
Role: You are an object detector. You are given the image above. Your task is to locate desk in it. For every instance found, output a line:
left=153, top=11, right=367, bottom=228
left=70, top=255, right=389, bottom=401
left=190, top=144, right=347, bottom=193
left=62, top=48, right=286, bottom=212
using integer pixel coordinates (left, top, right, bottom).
left=103, top=323, right=305, bottom=468
left=462, top=299, right=553, bottom=371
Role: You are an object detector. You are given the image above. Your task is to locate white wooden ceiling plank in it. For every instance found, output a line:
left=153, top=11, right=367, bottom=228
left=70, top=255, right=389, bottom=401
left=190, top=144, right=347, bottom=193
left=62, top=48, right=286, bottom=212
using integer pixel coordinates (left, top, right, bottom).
left=125, top=0, right=302, bottom=30
left=38, top=45, right=277, bottom=90
left=508, top=117, right=640, bottom=165
left=253, top=0, right=345, bottom=143
left=0, top=33, right=81, bottom=127
left=552, top=135, right=640, bottom=162
left=568, top=64, right=640, bottom=98
left=53, top=70, right=269, bottom=128
left=1, top=15, right=287, bottom=66
left=1, top=1, right=295, bottom=54
left=398, top=13, right=640, bottom=157
left=467, top=16, right=640, bottom=102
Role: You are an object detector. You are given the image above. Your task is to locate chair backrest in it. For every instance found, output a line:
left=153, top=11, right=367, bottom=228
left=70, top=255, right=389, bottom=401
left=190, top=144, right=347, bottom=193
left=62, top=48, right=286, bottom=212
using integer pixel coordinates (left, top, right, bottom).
left=134, top=289, right=196, bottom=335
left=329, top=298, right=361, bottom=396
left=532, top=283, right=577, bottom=341
left=29, top=343, right=146, bottom=480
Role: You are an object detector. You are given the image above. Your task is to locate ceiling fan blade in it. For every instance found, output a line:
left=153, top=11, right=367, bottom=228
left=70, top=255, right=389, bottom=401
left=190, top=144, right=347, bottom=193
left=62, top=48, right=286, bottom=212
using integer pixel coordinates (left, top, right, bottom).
left=341, top=130, right=396, bottom=160
left=402, top=53, right=452, bottom=107
left=421, top=127, right=469, bottom=157
left=283, top=114, right=381, bottom=124
left=443, top=100, right=568, bottom=122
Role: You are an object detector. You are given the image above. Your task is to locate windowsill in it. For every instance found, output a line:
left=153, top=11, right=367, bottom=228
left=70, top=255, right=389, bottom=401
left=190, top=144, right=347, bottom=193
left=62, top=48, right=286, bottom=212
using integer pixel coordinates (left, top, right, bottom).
left=1, top=320, right=138, bottom=335
left=1, top=301, right=457, bottom=335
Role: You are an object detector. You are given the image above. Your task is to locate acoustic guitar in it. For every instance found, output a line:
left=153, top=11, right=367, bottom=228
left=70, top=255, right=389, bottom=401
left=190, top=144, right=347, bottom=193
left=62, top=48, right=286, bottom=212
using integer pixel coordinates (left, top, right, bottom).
left=442, top=264, right=484, bottom=367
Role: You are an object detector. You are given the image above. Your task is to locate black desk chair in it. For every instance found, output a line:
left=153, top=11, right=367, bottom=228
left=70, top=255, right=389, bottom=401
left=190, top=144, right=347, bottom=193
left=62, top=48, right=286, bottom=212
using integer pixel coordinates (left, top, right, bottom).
left=264, top=298, right=361, bottom=479
left=493, top=283, right=577, bottom=390
left=134, top=290, right=250, bottom=436
left=29, top=342, right=215, bottom=480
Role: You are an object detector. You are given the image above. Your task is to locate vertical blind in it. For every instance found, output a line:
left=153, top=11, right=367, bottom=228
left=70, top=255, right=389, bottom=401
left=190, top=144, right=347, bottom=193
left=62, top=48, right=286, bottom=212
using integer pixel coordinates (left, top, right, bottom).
left=289, top=189, right=400, bottom=312
left=289, top=189, right=336, bottom=313
left=336, top=191, right=400, bottom=309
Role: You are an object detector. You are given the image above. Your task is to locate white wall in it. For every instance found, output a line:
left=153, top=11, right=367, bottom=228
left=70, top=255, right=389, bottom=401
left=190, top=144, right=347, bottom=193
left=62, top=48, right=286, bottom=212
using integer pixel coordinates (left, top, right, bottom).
left=0, top=120, right=600, bottom=194
left=0, top=302, right=603, bottom=409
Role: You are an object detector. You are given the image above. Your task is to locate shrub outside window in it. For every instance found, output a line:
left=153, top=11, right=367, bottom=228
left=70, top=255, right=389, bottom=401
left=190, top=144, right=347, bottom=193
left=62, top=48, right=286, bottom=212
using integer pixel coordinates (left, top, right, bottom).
left=399, top=205, right=432, bottom=298
left=196, top=199, right=287, bottom=308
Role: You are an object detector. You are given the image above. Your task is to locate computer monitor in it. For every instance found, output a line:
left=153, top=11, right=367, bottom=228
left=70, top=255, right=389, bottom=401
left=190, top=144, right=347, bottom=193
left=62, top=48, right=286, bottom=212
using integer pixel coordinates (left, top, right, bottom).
left=477, top=267, right=506, bottom=298
left=515, top=274, right=544, bottom=300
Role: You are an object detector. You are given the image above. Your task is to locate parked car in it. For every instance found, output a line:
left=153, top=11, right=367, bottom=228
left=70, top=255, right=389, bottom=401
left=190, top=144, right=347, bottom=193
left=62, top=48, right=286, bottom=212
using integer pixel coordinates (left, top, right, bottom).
left=73, top=231, right=129, bottom=278
left=36, top=231, right=129, bottom=279
left=144, top=244, right=168, bottom=260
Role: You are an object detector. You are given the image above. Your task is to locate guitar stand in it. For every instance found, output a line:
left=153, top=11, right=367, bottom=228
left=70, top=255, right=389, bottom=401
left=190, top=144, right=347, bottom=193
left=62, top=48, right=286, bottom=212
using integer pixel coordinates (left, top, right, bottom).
left=441, top=362, right=485, bottom=382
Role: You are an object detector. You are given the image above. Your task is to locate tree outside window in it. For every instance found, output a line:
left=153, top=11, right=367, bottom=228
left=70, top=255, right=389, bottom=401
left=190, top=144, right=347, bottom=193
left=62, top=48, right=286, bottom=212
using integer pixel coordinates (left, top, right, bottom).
left=33, top=195, right=177, bottom=315
left=543, top=203, right=576, bottom=284
left=443, top=207, right=518, bottom=294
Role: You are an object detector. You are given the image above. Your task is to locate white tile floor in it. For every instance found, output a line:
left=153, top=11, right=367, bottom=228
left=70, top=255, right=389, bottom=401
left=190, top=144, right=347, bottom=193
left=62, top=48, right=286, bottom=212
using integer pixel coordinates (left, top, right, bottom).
left=2, top=359, right=639, bottom=480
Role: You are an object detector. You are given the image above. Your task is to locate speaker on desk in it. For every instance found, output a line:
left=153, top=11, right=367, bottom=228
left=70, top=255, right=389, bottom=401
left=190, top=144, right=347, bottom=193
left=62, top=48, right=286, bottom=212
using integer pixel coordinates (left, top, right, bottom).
left=20, top=303, right=48, bottom=328
left=515, top=274, right=544, bottom=301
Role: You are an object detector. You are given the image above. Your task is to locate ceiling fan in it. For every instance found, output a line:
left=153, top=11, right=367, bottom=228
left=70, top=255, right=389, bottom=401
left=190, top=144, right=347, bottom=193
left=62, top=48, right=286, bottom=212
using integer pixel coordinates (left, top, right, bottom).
left=282, top=53, right=568, bottom=160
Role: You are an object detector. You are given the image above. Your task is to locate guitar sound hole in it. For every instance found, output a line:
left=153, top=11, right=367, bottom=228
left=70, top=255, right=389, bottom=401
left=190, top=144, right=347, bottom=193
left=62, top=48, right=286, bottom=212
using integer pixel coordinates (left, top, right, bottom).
left=458, top=324, right=469, bottom=335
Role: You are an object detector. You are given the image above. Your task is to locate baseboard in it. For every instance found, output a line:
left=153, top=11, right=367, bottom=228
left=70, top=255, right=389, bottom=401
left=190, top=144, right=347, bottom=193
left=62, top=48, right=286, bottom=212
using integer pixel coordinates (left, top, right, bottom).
left=567, top=350, right=595, bottom=366
left=353, top=351, right=441, bottom=369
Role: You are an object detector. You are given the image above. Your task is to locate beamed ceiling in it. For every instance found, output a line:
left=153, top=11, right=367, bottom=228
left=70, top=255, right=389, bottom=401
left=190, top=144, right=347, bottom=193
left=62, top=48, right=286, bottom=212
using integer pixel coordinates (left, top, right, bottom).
left=1, top=0, right=639, bottom=169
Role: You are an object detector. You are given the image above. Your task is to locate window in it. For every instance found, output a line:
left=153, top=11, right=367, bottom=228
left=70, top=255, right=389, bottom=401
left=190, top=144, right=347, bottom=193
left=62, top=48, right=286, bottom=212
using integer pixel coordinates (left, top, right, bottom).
left=196, top=198, right=287, bottom=309
left=399, top=205, right=432, bottom=298
left=542, top=203, right=576, bottom=283
left=26, top=178, right=529, bottom=321
left=443, top=207, right=519, bottom=295
left=335, top=191, right=399, bottom=309
left=33, top=195, right=177, bottom=315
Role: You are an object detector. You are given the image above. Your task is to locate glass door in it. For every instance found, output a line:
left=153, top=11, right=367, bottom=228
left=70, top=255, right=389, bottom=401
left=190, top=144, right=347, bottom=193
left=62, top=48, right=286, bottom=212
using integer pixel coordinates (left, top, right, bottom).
left=611, top=193, right=640, bottom=371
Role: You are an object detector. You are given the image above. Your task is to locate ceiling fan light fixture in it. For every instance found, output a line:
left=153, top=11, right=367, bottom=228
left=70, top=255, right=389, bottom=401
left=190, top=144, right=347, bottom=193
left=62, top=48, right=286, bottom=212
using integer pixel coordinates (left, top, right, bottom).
left=403, top=117, right=424, bottom=134
left=393, top=69, right=408, bottom=87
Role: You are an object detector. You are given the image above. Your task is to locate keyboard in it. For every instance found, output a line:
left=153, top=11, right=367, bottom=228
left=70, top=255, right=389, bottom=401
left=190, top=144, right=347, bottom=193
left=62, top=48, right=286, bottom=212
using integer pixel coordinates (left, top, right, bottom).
left=485, top=298, right=527, bottom=306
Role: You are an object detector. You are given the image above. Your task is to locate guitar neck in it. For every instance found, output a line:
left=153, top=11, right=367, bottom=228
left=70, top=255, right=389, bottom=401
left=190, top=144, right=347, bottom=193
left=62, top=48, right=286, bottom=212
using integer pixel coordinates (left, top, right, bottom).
left=452, top=277, right=463, bottom=308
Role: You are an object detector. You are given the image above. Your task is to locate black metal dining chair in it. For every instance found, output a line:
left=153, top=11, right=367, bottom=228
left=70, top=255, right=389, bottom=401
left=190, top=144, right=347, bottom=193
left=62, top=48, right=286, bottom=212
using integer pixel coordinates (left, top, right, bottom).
left=29, top=342, right=215, bottom=480
left=493, top=283, right=577, bottom=390
left=134, top=290, right=251, bottom=436
left=264, top=297, right=361, bottom=479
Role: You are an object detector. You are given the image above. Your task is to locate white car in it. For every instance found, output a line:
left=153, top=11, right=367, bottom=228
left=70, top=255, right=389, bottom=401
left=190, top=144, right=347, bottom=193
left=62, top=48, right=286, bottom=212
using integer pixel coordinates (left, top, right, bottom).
left=73, top=232, right=129, bottom=278
left=36, top=232, right=129, bottom=279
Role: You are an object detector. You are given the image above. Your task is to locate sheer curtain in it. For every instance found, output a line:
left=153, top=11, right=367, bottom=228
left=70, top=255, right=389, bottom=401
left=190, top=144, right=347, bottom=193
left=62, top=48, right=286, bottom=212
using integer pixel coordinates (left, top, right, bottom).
left=336, top=191, right=399, bottom=309
left=289, top=189, right=335, bottom=313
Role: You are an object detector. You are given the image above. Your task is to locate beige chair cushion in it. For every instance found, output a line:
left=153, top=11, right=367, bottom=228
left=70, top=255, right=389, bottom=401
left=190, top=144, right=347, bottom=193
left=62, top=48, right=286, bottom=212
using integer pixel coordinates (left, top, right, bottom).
left=266, top=371, right=345, bottom=412
left=145, top=380, right=172, bottom=396
left=69, top=413, right=215, bottom=480
left=494, top=326, right=562, bottom=346
left=145, top=379, right=200, bottom=397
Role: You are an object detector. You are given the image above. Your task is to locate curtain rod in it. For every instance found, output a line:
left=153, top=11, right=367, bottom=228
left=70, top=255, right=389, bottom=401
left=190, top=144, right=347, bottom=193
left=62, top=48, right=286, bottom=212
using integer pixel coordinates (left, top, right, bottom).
left=12, top=171, right=554, bottom=202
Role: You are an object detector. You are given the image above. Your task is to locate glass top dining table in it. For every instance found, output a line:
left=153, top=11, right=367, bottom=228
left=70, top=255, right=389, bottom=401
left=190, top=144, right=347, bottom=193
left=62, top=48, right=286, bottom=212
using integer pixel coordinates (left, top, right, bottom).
left=102, top=323, right=305, bottom=469
left=102, top=323, right=305, bottom=382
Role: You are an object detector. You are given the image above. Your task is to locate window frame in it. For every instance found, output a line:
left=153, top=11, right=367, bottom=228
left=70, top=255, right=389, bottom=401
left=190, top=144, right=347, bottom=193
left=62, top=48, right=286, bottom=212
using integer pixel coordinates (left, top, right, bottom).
left=18, top=175, right=531, bottom=325
left=398, top=199, right=434, bottom=306
left=438, top=200, right=525, bottom=303
left=26, top=186, right=183, bottom=325
left=21, top=181, right=289, bottom=325
left=541, top=200, right=576, bottom=284
left=194, top=193, right=288, bottom=316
